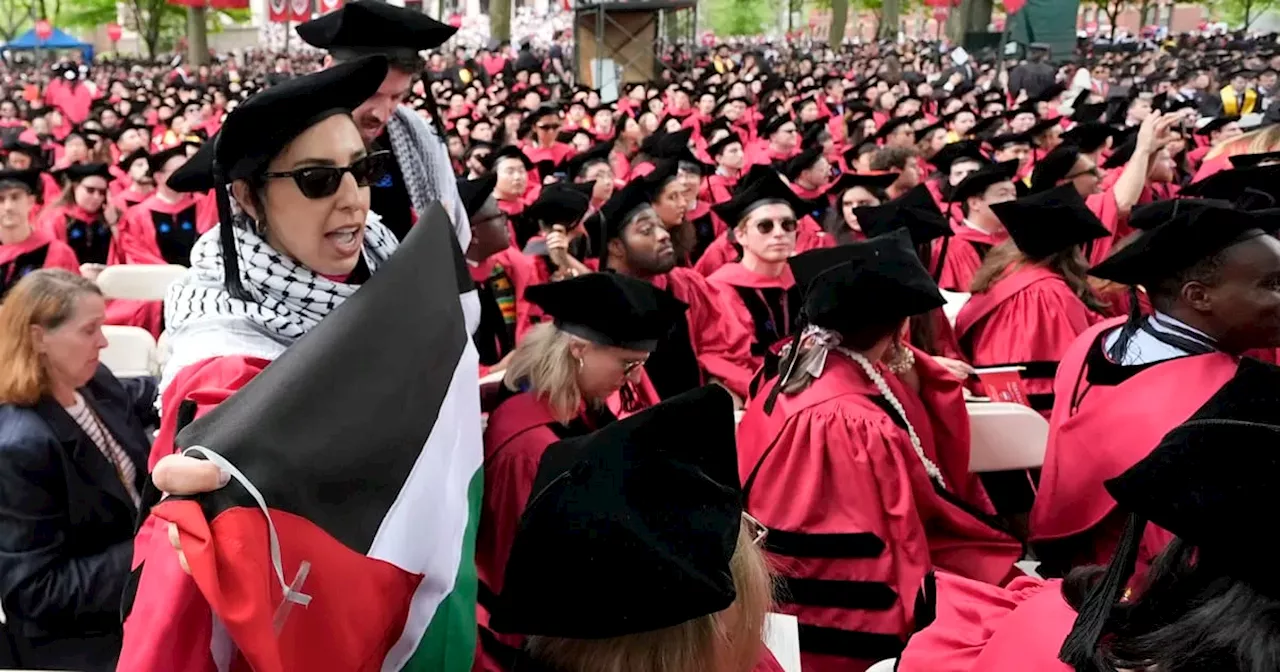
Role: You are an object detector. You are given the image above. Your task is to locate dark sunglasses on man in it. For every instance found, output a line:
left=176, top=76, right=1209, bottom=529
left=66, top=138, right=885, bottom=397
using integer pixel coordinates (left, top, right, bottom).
left=754, top=217, right=798, bottom=235
left=262, top=150, right=391, bottom=199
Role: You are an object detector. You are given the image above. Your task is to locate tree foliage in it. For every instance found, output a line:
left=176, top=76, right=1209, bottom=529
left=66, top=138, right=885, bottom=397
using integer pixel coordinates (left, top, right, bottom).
left=49, top=0, right=248, bottom=59
left=704, top=0, right=777, bottom=37
left=1207, top=0, right=1280, bottom=28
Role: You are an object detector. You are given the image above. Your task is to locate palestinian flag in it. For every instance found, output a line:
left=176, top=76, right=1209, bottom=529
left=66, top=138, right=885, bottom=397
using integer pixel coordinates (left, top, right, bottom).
left=151, top=203, right=483, bottom=672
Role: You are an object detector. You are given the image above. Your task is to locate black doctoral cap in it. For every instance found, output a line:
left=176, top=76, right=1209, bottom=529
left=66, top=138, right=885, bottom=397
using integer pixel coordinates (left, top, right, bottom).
left=913, top=120, right=946, bottom=143
left=1029, top=145, right=1083, bottom=193
left=482, top=144, right=536, bottom=172
left=1182, top=164, right=1280, bottom=203
left=455, top=173, right=497, bottom=218
left=564, top=141, right=613, bottom=179
left=594, top=178, right=656, bottom=260
left=1060, top=358, right=1280, bottom=669
left=788, top=228, right=945, bottom=335
left=212, top=56, right=388, bottom=299
left=825, top=170, right=898, bottom=197
left=167, top=134, right=216, bottom=193
left=523, top=272, right=688, bottom=353
left=1195, top=115, right=1240, bottom=136
left=1060, top=121, right=1118, bottom=153
left=0, top=168, right=41, bottom=194
left=947, top=159, right=1020, bottom=202
left=1070, top=102, right=1108, bottom=124
left=854, top=183, right=953, bottom=246
left=873, top=115, right=915, bottom=141
left=55, top=162, right=112, bottom=183
left=986, top=131, right=1033, bottom=151
left=147, top=144, right=188, bottom=174
left=295, top=0, right=457, bottom=61
left=116, top=147, right=150, bottom=172
left=711, top=168, right=814, bottom=227
left=1229, top=150, right=1280, bottom=168
left=781, top=144, right=827, bottom=180
left=990, top=184, right=1110, bottom=260
left=524, top=181, right=595, bottom=226
left=707, top=130, right=744, bottom=158
left=1089, top=199, right=1276, bottom=287
left=492, top=385, right=740, bottom=638
left=929, top=139, right=988, bottom=173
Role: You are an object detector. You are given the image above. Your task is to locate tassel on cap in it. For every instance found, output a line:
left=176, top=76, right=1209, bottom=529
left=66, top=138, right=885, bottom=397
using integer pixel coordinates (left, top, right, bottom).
left=1058, top=513, right=1147, bottom=671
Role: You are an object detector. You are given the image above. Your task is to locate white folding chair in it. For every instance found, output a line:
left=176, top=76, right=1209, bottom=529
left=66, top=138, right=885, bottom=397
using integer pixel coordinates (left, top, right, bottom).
left=866, top=659, right=897, bottom=672
left=938, top=289, right=971, bottom=326
left=100, top=325, right=158, bottom=378
left=95, top=264, right=187, bottom=301
left=966, top=401, right=1051, bottom=472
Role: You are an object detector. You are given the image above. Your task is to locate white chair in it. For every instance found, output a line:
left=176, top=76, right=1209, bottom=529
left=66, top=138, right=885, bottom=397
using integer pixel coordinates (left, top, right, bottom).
left=938, top=289, right=971, bottom=326
left=866, top=659, right=897, bottom=672
left=966, top=401, right=1051, bottom=472
left=96, top=264, right=187, bottom=301
left=101, top=326, right=158, bottom=378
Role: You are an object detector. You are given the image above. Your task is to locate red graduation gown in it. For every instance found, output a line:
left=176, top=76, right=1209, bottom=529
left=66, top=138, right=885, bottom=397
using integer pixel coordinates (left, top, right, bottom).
left=0, top=228, right=80, bottom=293
left=1029, top=317, right=1239, bottom=571
left=121, top=355, right=271, bottom=672
left=110, top=186, right=151, bottom=215
left=955, top=265, right=1100, bottom=414
left=705, top=172, right=739, bottom=209
left=650, top=268, right=757, bottom=399
left=897, top=574, right=1073, bottom=672
left=706, top=262, right=797, bottom=369
left=115, top=192, right=218, bottom=266
left=469, top=247, right=541, bottom=376
left=929, top=222, right=1005, bottom=293
left=519, top=141, right=577, bottom=168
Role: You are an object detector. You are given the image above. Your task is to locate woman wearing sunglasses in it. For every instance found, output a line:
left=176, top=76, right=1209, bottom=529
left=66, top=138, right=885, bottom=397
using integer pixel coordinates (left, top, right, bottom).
left=116, top=57, right=426, bottom=669
left=519, top=104, right=576, bottom=171
left=476, top=272, right=683, bottom=671
left=706, top=170, right=804, bottom=372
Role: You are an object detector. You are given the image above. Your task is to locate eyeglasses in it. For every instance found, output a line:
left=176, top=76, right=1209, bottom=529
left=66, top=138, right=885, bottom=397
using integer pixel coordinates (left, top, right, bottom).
left=262, top=151, right=391, bottom=199
left=622, top=357, right=648, bottom=375
left=755, top=217, right=798, bottom=235
left=742, top=511, right=768, bottom=547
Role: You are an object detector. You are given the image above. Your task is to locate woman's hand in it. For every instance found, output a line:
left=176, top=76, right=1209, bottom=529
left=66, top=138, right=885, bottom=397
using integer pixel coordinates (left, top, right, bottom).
left=152, top=454, right=229, bottom=575
left=103, top=204, right=120, bottom=226
left=933, top=356, right=976, bottom=380
left=545, top=225, right=573, bottom=269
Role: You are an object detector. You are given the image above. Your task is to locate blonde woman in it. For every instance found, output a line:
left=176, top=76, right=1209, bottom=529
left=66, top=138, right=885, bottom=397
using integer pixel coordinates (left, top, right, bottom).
left=1192, top=122, right=1280, bottom=180
left=0, top=270, right=155, bottom=671
left=476, top=272, right=687, bottom=671
left=493, top=385, right=782, bottom=672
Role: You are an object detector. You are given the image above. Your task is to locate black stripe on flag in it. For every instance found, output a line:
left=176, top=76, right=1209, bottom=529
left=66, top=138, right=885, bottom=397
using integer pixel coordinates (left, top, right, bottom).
left=175, top=202, right=470, bottom=555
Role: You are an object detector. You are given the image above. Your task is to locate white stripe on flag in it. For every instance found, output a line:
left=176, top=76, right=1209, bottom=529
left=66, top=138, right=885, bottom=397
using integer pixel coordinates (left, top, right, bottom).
left=375, top=337, right=483, bottom=670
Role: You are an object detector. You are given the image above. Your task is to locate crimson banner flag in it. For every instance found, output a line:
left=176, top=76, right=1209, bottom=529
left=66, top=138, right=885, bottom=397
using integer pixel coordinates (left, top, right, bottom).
left=1003, top=0, right=1026, bottom=13
left=267, top=0, right=289, bottom=22
left=289, top=0, right=312, bottom=22
left=317, top=0, right=343, bottom=15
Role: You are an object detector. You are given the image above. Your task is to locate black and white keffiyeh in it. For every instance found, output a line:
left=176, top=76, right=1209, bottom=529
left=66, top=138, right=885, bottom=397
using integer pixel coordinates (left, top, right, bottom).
left=159, top=213, right=398, bottom=395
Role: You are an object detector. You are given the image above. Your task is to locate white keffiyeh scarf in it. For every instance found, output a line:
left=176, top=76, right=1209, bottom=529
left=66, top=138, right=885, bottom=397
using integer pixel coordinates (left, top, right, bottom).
left=159, top=213, right=399, bottom=396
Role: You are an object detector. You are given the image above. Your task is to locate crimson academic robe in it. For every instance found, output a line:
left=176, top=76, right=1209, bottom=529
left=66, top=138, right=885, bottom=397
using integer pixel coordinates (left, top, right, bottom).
left=897, top=574, right=1073, bottom=672
left=693, top=216, right=833, bottom=278
left=929, top=222, right=1005, bottom=293
left=955, top=265, right=1100, bottom=414
left=475, top=382, right=659, bottom=672
left=739, top=354, right=955, bottom=671
left=1028, top=317, right=1238, bottom=574
left=747, top=141, right=800, bottom=167
left=110, top=186, right=151, bottom=215
left=39, top=173, right=62, bottom=209
left=0, top=229, right=80, bottom=295
left=643, top=268, right=757, bottom=399
left=115, top=193, right=218, bottom=266
left=519, top=141, right=577, bottom=169
left=470, top=247, right=540, bottom=373
left=704, top=172, right=739, bottom=208
left=707, top=262, right=798, bottom=367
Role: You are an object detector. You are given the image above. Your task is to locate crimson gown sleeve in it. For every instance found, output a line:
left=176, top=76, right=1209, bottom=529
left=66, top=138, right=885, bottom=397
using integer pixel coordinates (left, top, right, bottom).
left=117, top=356, right=267, bottom=672
left=42, top=240, right=82, bottom=274
left=1085, top=190, right=1121, bottom=267
left=474, top=425, right=557, bottom=597
left=114, top=206, right=168, bottom=265
left=680, top=273, right=757, bottom=398
left=897, top=574, right=1071, bottom=672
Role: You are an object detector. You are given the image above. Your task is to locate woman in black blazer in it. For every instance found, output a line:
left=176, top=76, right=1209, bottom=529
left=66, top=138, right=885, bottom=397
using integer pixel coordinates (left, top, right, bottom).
left=0, top=269, right=156, bottom=671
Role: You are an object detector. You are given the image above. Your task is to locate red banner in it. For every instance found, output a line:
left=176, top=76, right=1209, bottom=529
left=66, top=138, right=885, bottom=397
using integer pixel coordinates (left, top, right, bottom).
left=1003, top=0, right=1026, bottom=13
left=317, top=0, right=342, bottom=15
left=267, top=0, right=288, bottom=22
left=290, top=0, right=311, bottom=21
left=208, top=0, right=250, bottom=9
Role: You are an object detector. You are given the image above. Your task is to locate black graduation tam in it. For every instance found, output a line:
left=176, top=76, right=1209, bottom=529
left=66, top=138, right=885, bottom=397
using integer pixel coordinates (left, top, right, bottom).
left=1196, top=115, right=1240, bottom=136
left=1182, top=164, right=1280, bottom=202
left=1229, top=150, right=1280, bottom=168
left=147, top=144, right=188, bottom=174
left=712, top=169, right=813, bottom=227
left=826, top=170, right=897, bottom=196
left=801, top=120, right=832, bottom=146
left=991, top=184, right=1108, bottom=259
left=947, top=159, right=1020, bottom=202
left=595, top=179, right=655, bottom=257
left=295, top=0, right=456, bottom=59
left=167, top=136, right=215, bottom=193
left=455, top=174, right=497, bottom=218
left=1060, top=121, right=1117, bottom=153
left=491, top=384, right=737, bottom=638
left=1029, top=82, right=1067, bottom=105
left=523, top=272, right=688, bottom=353
left=789, top=229, right=945, bottom=333
left=1089, top=200, right=1274, bottom=286
left=524, top=182, right=594, bottom=226
left=970, top=115, right=1005, bottom=138
left=483, top=144, right=535, bottom=172
left=117, top=147, right=150, bottom=171
left=1101, top=137, right=1138, bottom=170
left=781, top=145, right=826, bottom=180
left=1070, top=102, right=1108, bottom=123
left=874, top=115, right=915, bottom=141
left=0, top=168, right=41, bottom=194
left=929, top=140, right=988, bottom=173
left=707, top=130, right=743, bottom=158
left=1029, top=145, right=1081, bottom=193
left=4, top=139, right=42, bottom=158
left=216, top=56, right=386, bottom=183
left=1026, top=117, right=1060, bottom=142
left=759, top=114, right=794, bottom=137
left=913, top=120, right=946, bottom=143
left=564, top=142, right=612, bottom=178
left=55, top=162, right=112, bottom=182
left=986, top=132, right=1032, bottom=151
left=855, top=184, right=952, bottom=246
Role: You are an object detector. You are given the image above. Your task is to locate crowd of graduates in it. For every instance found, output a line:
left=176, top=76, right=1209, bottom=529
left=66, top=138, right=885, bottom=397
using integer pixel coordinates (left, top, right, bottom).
left=3, top=2, right=1280, bottom=670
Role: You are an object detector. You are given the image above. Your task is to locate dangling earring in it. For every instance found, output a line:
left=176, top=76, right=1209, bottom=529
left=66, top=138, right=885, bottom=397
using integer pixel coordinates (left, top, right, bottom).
left=576, top=356, right=584, bottom=372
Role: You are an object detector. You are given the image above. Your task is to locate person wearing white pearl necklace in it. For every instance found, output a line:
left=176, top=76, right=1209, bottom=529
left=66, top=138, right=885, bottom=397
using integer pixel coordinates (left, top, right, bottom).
left=735, top=229, right=1022, bottom=672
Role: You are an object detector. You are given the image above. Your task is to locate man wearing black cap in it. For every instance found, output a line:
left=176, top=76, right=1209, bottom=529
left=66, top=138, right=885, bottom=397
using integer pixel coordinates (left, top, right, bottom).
left=0, top=169, right=79, bottom=295
left=935, top=160, right=1017, bottom=291
left=295, top=0, right=471, bottom=251
left=1029, top=200, right=1280, bottom=576
left=112, top=146, right=217, bottom=266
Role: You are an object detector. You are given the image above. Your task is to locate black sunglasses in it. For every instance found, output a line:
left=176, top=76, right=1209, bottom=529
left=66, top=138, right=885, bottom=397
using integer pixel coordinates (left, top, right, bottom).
left=262, top=151, right=391, bottom=199
left=755, top=217, right=798, bottom=235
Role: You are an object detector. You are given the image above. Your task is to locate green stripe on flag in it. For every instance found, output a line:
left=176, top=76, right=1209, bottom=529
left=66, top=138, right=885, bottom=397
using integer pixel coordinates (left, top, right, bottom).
left=404, top=468, right=483, bottom=671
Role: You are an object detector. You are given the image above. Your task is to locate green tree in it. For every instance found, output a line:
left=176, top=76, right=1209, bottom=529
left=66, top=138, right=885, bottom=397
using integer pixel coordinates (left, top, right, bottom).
left=705, top=0, right=776, bottom=36
left=59, top=0, right=247, bottom=60
left=1213, top=0, right=1279, bottom=28
left=0, top=0, right=33, bottom=41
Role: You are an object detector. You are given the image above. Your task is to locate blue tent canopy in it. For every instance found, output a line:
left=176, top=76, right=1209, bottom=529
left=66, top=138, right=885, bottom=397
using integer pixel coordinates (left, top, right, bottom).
left=5, top=27, right=93, bottom=60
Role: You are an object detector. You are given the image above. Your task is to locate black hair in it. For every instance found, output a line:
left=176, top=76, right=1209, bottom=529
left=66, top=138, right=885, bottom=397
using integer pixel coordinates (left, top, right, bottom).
left=1148, top=249, right=1230, bottom=314
left=1062, top=538, right=1280, bottom=672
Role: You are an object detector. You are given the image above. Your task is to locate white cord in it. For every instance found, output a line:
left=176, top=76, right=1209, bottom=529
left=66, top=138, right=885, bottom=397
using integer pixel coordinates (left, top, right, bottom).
left=837, top=347, right=947, bottom=489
